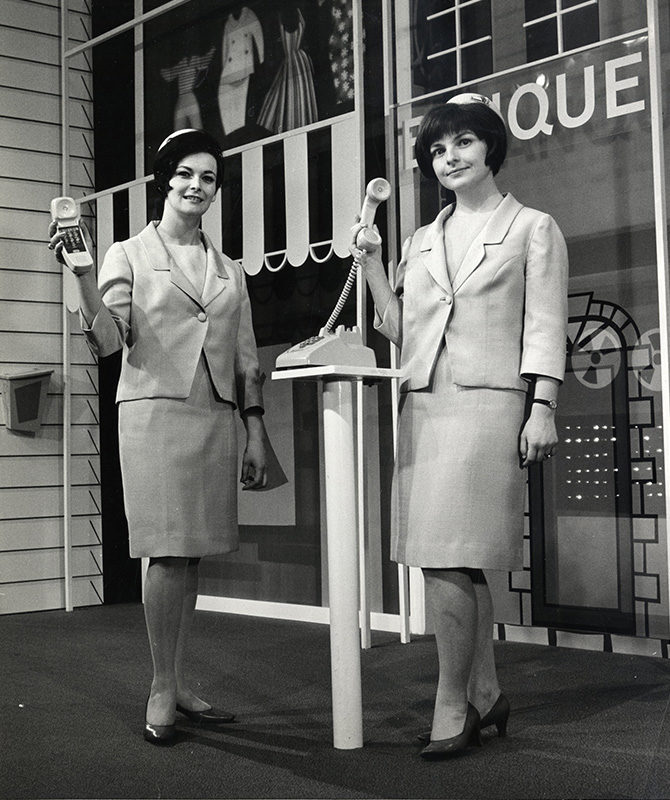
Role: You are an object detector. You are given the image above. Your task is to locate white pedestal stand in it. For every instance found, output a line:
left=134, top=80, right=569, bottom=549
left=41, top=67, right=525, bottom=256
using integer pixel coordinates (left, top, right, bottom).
left=272, top=365, right=401, bottom=749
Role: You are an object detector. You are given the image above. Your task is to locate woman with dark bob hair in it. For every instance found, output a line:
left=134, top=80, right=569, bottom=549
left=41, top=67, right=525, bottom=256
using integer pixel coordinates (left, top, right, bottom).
left=351, top=95, right=568, bottom=758
left=49, top=129, right=269, bottom=745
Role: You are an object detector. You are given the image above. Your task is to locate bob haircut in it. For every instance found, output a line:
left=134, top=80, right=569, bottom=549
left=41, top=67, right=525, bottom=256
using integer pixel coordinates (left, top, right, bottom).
left=414, top=102, right=507, bottom=180
left=153, top=129, right=225, bottom=197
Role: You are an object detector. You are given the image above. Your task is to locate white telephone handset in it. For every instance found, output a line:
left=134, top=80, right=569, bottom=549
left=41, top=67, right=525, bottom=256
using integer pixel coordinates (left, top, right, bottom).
left=275, top=178, right=391, bottom=370
left=355, top=177, right=391, bottom=251
left=50, top=196, right=93, bottom=275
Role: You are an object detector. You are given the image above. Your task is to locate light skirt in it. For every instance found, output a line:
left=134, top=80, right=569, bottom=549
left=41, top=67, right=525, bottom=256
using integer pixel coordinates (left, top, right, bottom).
left=118, top=356, right=238, bottom=559
left=391, top=345, right=527, bottom=570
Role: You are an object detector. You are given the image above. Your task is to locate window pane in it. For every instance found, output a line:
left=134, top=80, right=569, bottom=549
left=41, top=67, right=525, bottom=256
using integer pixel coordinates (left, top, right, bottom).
left=525, top=0, right=556, bottom=22
left=526, top=17, right=558, bottom=61
left=424, top=51, right=457, bottom=91
left=563, top=6, right=600, bottom=50
left=460, top=1, right=491, bottom=45
left=563, top=0, right=592, bottom=7
left=461, top=40, right=493, bottom=82
left=430, top=12, right=456, bottom=53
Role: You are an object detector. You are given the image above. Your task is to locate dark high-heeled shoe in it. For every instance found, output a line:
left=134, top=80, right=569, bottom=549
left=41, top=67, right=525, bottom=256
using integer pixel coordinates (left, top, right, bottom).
left=176, top=703, right=236, bottom=724
left=143, top=720, right=177, bottom=745
left=419, top=703, right=482, bottom=760
left=480, top=693, right=510, bottom=737
left=417, top=693, right=510, bottom=742
left=144, top=699, right=176, bottom=745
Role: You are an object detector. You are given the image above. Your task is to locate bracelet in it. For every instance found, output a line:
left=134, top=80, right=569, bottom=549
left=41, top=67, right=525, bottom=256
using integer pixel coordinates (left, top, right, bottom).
left=532, top=398, right=557, bottom=410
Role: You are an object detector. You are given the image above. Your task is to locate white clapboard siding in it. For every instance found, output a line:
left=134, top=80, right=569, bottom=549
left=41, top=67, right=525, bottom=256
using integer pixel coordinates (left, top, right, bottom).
left=0, top=363, right=100, bottom=397
left=0, top=515, right=101, bottom=551
left=0, top=454, right=100, bottom=487
left=0, top=146, right=92, bottom=189
left=0, top=241, right=64, bottom=273
left=0, top=57, right=91, bottom=103
left=0, top=545, right=102, bottom=585
left=0, top=1, right=99, bottom=613
left=0, top=120, right=92, bottom=162
left=0, top=576, right=103, bottom=615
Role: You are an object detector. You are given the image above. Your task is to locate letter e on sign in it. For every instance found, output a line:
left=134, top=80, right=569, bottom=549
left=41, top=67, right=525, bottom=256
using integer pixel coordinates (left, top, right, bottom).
left=606, top=52, right=645, bottom=119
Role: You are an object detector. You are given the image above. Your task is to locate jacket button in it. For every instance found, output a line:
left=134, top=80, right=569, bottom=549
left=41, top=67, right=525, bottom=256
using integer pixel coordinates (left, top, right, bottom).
left=197, top=311, right=207, bottom=322
left=445, top=296, right=453, bottom=304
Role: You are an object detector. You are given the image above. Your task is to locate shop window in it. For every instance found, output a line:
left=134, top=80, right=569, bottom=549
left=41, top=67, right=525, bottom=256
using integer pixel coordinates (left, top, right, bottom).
left=524, top=0, right=600, bottom=62
left=412, top=0, right=492, bottom=93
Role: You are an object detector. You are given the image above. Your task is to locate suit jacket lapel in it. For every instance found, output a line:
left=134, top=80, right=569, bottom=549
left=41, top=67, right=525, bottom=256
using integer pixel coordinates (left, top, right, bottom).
left=419, top=204, right=454, bottom=293
left=140, top=223, right=228, bottom=308
left=200, top=231, right=229, bottom=308
left=451, top=193, right=524, bottom=293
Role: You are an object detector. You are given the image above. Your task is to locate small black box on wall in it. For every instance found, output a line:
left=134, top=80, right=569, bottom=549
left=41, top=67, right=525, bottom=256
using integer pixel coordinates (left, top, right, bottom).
left=0, top=369, right=54, bottom=433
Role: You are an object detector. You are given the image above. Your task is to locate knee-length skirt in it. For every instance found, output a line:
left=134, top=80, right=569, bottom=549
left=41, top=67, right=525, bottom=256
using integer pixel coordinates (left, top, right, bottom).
left=118, top=356, right=239, bottom=559
left=391, top=345, right=527, bottom=570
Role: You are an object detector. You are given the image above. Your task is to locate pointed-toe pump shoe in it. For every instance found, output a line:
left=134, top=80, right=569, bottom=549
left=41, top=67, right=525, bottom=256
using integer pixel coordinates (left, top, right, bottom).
left=418, top=693, right=510, bottom=743
left=143, top=720, right=177, bottom=745
left=143, top=699, right=177, bottom=745
left=176, top=703, right=236, bottom=725
left=419, top=703, right=482, bottom=760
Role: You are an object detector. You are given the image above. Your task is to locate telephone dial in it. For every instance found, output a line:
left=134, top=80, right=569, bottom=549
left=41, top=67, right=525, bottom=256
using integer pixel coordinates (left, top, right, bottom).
left=275, top=178, right=391, bottom=370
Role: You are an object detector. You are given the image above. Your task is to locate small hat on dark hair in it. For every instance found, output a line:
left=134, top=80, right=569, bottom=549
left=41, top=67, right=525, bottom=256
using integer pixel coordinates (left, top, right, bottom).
left=153, top=128, right=224, bottom=191
left=446, top=93, right=505, bottom=122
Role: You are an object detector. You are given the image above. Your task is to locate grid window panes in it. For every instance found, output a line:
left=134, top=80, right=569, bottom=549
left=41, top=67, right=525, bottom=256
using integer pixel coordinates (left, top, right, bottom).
left=412, top=0, right=492, bottom=93
left=525, top=0, right=600, bottom=62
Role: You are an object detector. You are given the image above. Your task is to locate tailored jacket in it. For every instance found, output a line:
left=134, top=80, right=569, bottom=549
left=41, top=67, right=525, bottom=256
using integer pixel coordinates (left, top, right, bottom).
left=82, top=222, right=263, bottom=412
left=375, top=193, right=568, bottom=393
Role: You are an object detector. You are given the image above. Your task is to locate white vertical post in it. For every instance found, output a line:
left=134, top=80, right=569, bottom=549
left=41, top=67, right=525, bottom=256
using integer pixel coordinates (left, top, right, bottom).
left=60, top=0, right=74, bottom=612
left=134, top=0, right=144, bottom=180
left=352, top=0, right=372, bottom=650
left=322, top=378, right=364, bottom=749
left=646, top=0, right=670, bottom=629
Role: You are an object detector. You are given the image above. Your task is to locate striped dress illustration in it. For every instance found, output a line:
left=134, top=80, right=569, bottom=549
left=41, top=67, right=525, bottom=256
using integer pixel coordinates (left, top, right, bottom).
left=257, top=8, right=317, bottom=133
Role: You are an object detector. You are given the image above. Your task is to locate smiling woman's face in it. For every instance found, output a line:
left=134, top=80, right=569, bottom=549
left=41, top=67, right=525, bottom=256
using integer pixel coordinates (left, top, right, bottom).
left=429, top=130, right=491, bottom=194
left=164, top=152, right=218, bottom=219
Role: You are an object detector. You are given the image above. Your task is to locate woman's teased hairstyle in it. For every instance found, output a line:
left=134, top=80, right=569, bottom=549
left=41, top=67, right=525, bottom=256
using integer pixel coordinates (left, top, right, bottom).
left=153, top=128, right=225, bottom=197
left=414, top=96, right=507, bottom=180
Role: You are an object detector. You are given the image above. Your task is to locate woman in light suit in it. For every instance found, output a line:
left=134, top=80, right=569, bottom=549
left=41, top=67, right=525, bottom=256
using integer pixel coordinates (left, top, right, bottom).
left=49, top=129, right=268, bottom=745
left=351, top=95, right=568, bottom=759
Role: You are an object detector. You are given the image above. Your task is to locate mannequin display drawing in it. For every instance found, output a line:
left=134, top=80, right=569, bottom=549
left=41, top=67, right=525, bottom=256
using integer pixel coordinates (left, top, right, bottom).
left=257, top=6, right=317, bottom=134
left=218, top=6, right=265, bottom=135
left=160, top=47, right=215, bottom=130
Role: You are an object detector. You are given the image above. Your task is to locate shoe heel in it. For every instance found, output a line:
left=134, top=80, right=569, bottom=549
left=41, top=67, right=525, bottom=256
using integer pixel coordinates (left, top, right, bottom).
left=496, top=717, right=508, bottom=738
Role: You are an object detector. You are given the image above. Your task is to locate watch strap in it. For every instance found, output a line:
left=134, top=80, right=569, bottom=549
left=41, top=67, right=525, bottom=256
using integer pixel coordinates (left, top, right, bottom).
left=532, top=398, right=557, bottom=410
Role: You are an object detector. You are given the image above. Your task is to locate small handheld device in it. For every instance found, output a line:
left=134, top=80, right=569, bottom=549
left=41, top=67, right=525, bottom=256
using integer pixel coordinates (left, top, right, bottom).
left=50, top=196, right=93, bottom=275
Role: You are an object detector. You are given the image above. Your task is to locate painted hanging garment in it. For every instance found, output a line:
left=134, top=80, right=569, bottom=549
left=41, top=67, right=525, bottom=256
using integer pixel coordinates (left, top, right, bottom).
left=257, top=8, right=317, bottom=133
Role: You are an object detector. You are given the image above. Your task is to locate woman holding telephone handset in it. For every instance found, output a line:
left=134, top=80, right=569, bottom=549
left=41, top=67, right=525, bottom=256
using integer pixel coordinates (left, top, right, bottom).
left=49, top=129, right=269, bottom=745
left=351, top=95, right=568, bottom=758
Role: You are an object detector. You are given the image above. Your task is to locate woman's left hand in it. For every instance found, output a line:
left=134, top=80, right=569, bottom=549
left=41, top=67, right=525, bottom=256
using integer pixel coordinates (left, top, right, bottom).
left=519, top=405, right=559, bottom=467
left=241, top=438, right=268, bottom=490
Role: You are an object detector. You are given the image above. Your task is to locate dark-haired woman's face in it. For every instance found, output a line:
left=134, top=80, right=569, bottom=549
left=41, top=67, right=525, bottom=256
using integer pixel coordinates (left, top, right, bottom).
left=429, top=130, right=491, bottom=193
left=164, top=152, right=218, bottom=219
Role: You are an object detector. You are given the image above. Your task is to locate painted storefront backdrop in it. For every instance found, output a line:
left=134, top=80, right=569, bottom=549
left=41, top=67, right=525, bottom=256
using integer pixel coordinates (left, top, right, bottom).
left=398, top=20, right=666, bottom=636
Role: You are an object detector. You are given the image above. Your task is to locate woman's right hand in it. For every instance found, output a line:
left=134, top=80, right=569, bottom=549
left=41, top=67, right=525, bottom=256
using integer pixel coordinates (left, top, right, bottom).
left=349, top=218, right=384, bottom=273
left=48, top=219, right=94, bottom=276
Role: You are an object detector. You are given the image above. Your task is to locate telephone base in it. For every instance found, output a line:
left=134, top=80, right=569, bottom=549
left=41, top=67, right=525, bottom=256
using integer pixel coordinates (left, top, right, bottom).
left=275, top=326, right=377, bottom=370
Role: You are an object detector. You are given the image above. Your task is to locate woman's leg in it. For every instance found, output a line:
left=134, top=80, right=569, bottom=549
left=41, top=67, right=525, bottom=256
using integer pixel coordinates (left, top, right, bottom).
left=467, top=575, right=501, bottom=716
left=423, top=568, right=478, bottom=739
left=174, top=558, right=210, bottom=711
left=144, top=556, right=189, bottom=725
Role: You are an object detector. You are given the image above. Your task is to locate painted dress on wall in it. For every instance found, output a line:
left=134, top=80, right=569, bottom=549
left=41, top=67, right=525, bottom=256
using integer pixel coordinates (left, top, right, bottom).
left=257, top=8, right=317, bottom=133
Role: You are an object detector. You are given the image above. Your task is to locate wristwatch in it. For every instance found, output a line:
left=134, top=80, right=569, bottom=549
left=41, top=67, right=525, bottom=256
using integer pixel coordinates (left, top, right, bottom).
left=532, top=398, right=558, bottom=410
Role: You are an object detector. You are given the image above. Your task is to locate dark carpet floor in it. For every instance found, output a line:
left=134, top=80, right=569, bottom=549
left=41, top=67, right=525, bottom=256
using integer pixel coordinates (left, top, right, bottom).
left=3, top=603, right=670, bottom=799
